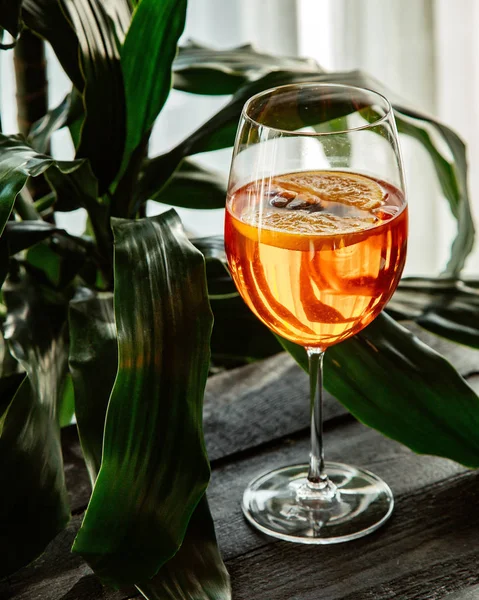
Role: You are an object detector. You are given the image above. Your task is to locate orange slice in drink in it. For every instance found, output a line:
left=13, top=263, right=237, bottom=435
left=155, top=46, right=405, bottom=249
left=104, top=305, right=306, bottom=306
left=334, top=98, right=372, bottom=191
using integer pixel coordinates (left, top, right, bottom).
left=231, top=170, right=388, bottom=251
left=234, top=209, right=377, bottom=251
left=272, top=170, right=385, bottom=210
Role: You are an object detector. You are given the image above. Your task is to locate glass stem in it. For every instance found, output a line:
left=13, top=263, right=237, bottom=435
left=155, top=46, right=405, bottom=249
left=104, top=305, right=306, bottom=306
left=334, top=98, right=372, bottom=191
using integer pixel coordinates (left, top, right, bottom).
left=306, top=347, right=327, bottom=484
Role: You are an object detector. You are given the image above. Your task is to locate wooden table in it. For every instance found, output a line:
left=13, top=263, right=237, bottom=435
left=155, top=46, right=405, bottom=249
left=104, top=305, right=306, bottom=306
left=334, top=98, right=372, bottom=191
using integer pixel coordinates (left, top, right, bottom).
left=2, top=324, right=479, bottom=600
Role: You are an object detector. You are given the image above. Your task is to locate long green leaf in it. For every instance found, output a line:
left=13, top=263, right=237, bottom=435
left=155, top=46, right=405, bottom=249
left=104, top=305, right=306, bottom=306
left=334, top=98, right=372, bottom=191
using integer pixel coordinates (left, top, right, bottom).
left=211, top=295, right=282, bottom=366
left=138, top=158, right=226, bottom=210
left=72, top=211, right=213, bottom=587
left=0, top=274, right=71, bottom=577
left=120, top=0, right=187, bottom=166
left=69, top=289, right=117, bottom=483
left=69, top=281, right=230, bottom=597
left=191, top=236, right=227, bottom=265
left=425, top=119, right=474, bottom=277
left=58, top=372, right=75, bottom=428
left=191, top=237, right=239, bottom=302
left=394, top=114, right=459, bottom=218
left=29, top=90, right=83, bottom=154
left=0, top=376, right=70, bottom=577
left=22, top=0, right=83, bottom=90
left=46, top=158, right=98, bottom=212
left=279, top=312, right=479, bottom=467
left=4, top=221, right=94, bottom=256
left=0, top=134, right=98, bottom=234
left=136, top=496, right=231, bottom=600
left=389, top=277, right=479, bottom=349
left=173, top=41, right=321, bottom=95
left=0, top=134, right=54, bottom=235
left=61, top=0, right=127, bottom=193
left=168, top=71, right=362, bottom=160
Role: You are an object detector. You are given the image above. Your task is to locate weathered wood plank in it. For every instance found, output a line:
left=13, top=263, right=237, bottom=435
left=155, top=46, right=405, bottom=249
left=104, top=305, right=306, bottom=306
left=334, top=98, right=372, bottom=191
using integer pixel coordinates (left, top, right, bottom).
left=204, top=352, right=344, bottom=462
left=208, top=419, right=468, bottom=562
left=225, top=469, right=479, bottom=600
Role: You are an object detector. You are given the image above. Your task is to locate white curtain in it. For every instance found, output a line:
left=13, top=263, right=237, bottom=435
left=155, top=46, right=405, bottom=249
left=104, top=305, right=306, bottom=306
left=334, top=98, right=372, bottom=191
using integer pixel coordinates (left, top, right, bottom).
left=435, top=0, right=479, bottom=276
left=298, top=0, right=478, bottom=277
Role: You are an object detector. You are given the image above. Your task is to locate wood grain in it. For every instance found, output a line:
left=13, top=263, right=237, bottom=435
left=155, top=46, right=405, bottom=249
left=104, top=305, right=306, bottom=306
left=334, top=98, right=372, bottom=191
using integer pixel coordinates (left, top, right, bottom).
left=226, top=469, right=479, bottom=600
left=208, top=419, right=468, bottom=562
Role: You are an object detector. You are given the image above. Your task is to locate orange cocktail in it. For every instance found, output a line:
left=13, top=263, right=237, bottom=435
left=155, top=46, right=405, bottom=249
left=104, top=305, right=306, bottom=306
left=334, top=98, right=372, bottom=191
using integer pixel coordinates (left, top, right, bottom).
left=225, top=170, right=408, bottom=348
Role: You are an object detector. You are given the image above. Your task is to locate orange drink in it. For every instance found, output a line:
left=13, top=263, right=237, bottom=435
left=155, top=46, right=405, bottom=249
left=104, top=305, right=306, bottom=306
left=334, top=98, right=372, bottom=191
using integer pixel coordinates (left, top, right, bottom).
left=225, top=170, right=408, bottom=348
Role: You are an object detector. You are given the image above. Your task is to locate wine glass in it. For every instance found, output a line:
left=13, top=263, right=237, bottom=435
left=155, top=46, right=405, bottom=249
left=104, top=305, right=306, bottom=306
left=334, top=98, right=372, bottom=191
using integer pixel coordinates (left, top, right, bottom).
left=224, top=83, right=408, bottom=543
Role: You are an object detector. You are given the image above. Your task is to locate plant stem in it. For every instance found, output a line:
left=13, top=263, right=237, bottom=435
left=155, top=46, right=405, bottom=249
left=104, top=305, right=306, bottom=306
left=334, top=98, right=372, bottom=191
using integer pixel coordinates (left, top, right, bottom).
left=16, top=188, right=42, bottom=221
left=14, top=29, right=51, bottom=201
left=13, top=30, right=48, bottom=139
left=111, top=132, right=150, bottom=219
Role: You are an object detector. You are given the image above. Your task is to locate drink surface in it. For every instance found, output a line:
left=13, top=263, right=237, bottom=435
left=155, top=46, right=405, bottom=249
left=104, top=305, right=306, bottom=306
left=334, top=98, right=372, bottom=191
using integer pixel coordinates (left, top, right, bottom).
left=225, top=170, right=408, bottom=348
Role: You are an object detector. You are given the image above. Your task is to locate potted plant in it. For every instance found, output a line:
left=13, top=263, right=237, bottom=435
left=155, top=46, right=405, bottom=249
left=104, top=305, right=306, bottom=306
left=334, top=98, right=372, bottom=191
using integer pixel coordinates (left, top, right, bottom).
left=0, top=1, right=478, bottom=598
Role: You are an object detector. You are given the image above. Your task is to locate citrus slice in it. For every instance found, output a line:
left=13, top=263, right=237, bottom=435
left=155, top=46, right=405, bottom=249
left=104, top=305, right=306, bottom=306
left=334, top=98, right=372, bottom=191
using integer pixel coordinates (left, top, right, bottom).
left=272, top=170, right=385, bottom=211
left=242, top=209, right=376, bottom=235
left=232, top=208, right=378, bottom=251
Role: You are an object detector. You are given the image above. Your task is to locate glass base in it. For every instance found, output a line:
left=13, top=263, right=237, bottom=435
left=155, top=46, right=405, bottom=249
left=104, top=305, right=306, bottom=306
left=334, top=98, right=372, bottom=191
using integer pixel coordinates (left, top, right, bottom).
left=242, top=462, right=394, bottom=544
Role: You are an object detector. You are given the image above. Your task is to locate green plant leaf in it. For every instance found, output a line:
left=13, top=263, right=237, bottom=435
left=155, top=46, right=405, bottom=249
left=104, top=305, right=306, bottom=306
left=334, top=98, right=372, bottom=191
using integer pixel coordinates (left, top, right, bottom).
left=170, top=71, right=363, bottom=159
left=0, top=273, right=71, bottom=577
left=61, top=0, right=127, bottom=193
left=46, top=158, right=98, bottom=212
left=191, top=235, right=227, bottom=264
left=58, top=372, right=75, bottom=428
left=0, top=134, right=92, bottom=234
left=173, top=41, right=321, bottom=95
left=278, top=312, right=479, bottom=467
left=136, top=496, right=231, bottom=600
left=120, top=0, right=187, bottom=166
left=0, top=0, right=23, bottom=40
left=72, top=211, right=213, bottom=588
left=138, top=158, right=226, bottom=210
left=25, top=235, right=89, bottom=289
left=69, top=288, right=117, bottom=483
left=420, top=117, right=473, bottom=277
left=69, top=283, right=231, bottom=598
left=192, top=236, right=239, bottom=300
left=4, top=221, right=58, bottom=255
left=4, top=221, right=93, bottom=256
left=0, top=134, right=54, bottom=235
left=0, top=376, right=71, bottom=577
left=29, top=89, right=83, bottom=154
left=0, top=237, right=9, bottom=288
left=22, top=0, right=83, bottom=91
left=211, top=295, right=282, bottom=366
left=388, top=277, right=479, bottom=349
